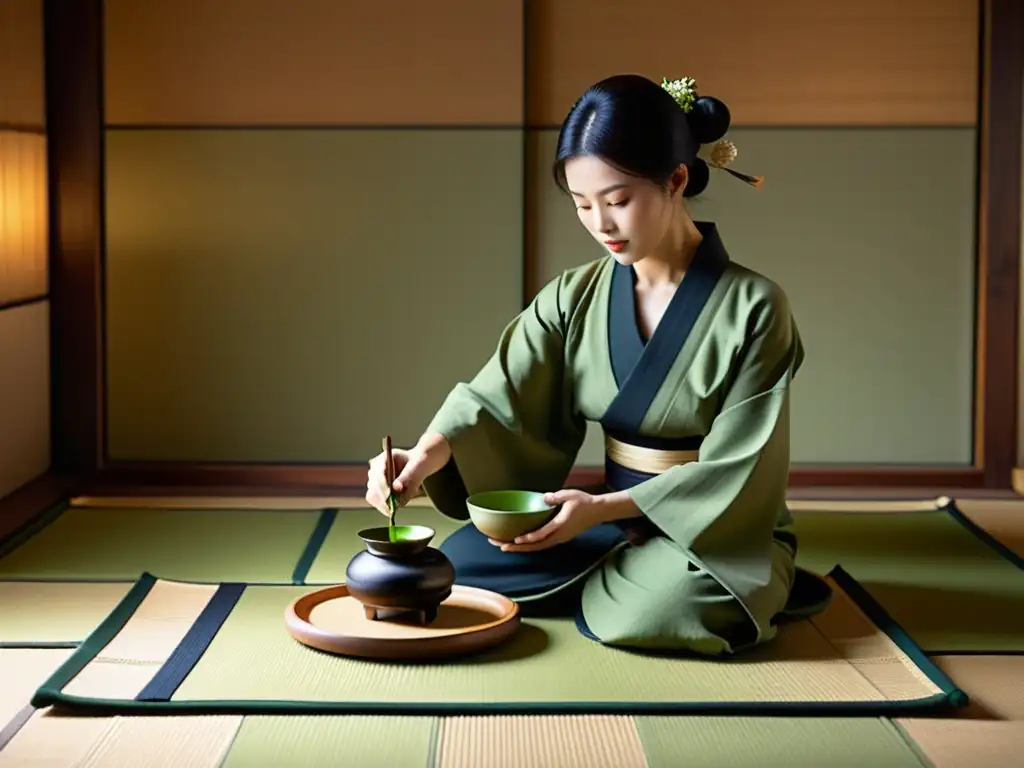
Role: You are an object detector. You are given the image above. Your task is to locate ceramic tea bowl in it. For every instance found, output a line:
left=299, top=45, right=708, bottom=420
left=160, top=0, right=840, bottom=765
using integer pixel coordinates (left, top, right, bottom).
left=357, top=525, right=435, bottom=557
left=465, top=490, right=557, bottom=542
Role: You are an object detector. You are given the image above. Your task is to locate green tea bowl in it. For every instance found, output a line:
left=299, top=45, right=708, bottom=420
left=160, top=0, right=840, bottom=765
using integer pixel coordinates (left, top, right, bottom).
left=466, top=490, right=557, bottom=542
left=357, top=525, right=435, bottom=557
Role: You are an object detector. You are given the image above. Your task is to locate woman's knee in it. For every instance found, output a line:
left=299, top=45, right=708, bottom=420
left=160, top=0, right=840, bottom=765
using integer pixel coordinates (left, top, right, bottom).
left=580, top=571, right=753, bottom=654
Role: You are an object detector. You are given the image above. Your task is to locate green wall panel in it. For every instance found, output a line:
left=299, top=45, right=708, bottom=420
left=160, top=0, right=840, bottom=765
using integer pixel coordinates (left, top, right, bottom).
left=105, top=126, right=977, bottom=467
left=104, top=129, right=523, bottom=462
left=530, top=128, right=977, bottom=465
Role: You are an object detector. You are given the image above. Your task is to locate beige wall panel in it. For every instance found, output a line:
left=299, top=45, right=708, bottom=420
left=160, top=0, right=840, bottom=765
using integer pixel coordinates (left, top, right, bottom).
left=0, top=0, right=45, bottom=128
left=528, top=0, right=978, bottom=127
left=104, top=129, right=522, bottom=462
left=0, top=302, right=50, bottom=499
left=0, top=131, right=49, bottom=305
left=104, top=0, right=523, bottom=126
left=531, top=127, right=977, bottom=466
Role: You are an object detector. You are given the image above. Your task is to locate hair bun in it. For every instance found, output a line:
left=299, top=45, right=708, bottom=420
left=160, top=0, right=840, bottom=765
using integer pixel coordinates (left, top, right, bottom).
left=688, top=96, right=730, bottom=144
left=684, top=158, right=709, bottom=197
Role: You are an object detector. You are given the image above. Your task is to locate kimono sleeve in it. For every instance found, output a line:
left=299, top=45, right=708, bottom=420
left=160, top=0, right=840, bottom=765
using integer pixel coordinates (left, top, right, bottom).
left=626, top=282, right=804, bottom=584
left=420, top=272, right=587, bottom=520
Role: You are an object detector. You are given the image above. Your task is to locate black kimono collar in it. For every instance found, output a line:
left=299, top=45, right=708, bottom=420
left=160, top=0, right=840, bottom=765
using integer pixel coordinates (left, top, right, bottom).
left=603, top=221, right=730, bottom=435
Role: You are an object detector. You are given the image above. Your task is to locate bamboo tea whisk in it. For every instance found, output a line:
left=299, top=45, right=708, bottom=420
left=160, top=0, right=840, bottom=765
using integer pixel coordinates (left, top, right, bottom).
left=383, top=436, right=398, bottom=526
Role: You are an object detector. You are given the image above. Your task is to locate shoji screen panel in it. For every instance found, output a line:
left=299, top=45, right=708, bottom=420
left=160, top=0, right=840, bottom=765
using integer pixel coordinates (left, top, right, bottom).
left=0, top=304, right=50, bottom=498
left=0, top=0, right=48, bottom=306
left=0, top=131, right=47, bottom=306
left=0, top=0, right=49, bottom=496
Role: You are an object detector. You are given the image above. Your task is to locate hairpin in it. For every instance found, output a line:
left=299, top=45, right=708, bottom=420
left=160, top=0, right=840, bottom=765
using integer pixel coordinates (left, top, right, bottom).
left=661, top=76, right=763, bottom=189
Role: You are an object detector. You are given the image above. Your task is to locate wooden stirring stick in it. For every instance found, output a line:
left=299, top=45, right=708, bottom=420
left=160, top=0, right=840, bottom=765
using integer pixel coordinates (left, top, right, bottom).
left=383, top=436, right=396, bottom=520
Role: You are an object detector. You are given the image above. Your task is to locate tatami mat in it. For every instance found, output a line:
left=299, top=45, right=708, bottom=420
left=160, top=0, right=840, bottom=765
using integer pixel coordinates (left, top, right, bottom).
left=636, top=716, right=931, bottom=767
left=1, top=712, right=944, bottom=767
left=221, top=715, right=436, bottom=767
left=953, top=498, right=1024, bottom=559
left=436, top=714, right=649, bottom=768
left=0, top=648, right=73, bottom=736
left=929, top=655, right=1024, bottom=720
left=0, top=581, right=133, bottom=647
left=30, top=568, right=962, bottom=716
left=0, top=711, right=243, bottom=768
left=0, top=506, right=326, bottom=583
left=2, top=712, right=939, bottom=767
left=900, top=721, right=1024, bottom=768
left=790, top=502, right=1024, bottom=652
left=898, top=654, right=1024, bottom=767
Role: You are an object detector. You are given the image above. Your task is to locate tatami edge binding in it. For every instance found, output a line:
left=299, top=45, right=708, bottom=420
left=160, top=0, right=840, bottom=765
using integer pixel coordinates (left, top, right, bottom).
left=0, top=641, right=80, bottom=650
left=0, top=473, right=75, bottom=542
left=31, top=573, right=158, bottom=710
left=29, top=567, right=966, bottom=717
left=786, top=496, right=949, bottom=513
left=136, top=583, right=247, bottom=702
left=785, top=494, right=1024, bottom=574
left=941, top=498, right=1024, bottom=571
left=826, top=565, right=968, bottom=711
left=291, top=508, right=338, bottom=585
left=0, top=502, right=67, bottom=560
left=0, top=577, right=139, bottom=584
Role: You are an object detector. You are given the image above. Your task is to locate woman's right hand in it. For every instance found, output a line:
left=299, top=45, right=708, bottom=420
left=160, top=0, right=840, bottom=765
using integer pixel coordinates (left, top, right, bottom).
left=365, top=433, right=451, bottom=516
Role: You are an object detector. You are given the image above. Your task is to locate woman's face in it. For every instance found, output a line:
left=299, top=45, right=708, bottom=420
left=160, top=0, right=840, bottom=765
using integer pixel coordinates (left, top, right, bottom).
left=563, top=155, right=685, bottom=265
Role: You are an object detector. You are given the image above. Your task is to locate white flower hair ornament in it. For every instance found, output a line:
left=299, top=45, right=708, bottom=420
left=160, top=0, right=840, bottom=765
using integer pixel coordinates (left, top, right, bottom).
left=661, top=77, right=763, bottom=189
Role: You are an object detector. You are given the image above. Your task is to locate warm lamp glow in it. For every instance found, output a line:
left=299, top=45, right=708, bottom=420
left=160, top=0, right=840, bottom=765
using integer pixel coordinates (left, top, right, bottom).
left=0, top=130, right=48, bottom=306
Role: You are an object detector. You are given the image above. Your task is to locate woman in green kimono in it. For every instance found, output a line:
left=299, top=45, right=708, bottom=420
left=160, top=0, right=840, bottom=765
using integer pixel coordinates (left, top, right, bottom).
left=365, top=74, right=829, bottom=656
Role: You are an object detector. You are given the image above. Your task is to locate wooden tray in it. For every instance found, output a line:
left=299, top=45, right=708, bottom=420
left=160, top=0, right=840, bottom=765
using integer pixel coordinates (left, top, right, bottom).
left=284, top=583, right=521, bottom=660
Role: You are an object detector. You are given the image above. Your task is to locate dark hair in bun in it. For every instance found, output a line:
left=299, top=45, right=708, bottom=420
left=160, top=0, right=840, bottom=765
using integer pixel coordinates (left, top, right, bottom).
left=552, top=74, right=759, bottom=198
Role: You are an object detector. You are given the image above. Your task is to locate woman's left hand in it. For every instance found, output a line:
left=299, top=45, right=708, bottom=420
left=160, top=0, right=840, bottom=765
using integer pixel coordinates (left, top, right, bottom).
left=489, top=489, right=604, bottom=552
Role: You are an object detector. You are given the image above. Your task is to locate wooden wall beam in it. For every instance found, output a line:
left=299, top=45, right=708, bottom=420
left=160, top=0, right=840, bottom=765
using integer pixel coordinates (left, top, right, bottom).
left=43, top=0, right=106, bottom=478
left=90, top=462, right=985, bottom=494
left=975, top=0, right=1022, bottom=488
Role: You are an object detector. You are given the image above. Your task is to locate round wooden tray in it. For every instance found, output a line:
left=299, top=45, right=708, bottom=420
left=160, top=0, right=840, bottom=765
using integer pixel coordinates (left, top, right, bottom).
left=284, top=583, right=521, bottom=660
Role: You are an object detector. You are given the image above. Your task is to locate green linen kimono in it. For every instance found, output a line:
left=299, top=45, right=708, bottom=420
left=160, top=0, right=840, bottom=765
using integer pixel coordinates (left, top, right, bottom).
left=422, top=221, right=821, bottom=655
